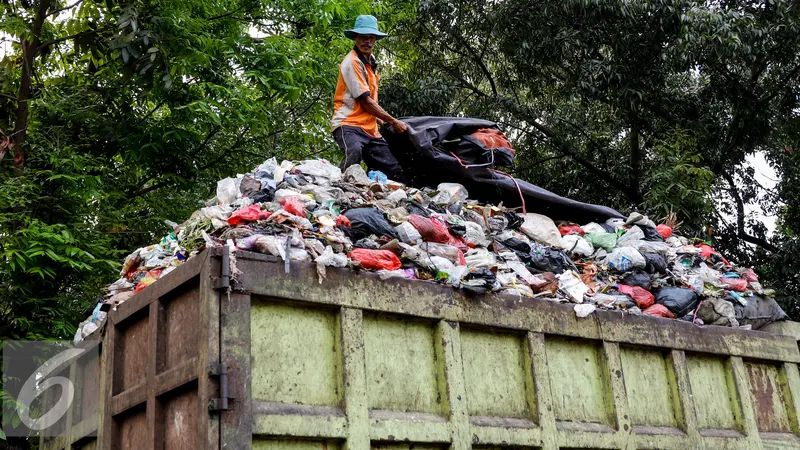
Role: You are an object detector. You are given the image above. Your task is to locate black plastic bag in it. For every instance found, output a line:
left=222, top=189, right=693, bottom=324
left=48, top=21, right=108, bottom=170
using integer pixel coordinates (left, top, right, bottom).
left=622, top=271, right=652, bottom=291
left=530, top=247, right=573, bottom=274
left=655, top=287, right=699, bottom=317
left=407, top=200, right=431, bottom=217
left=641, top=226, right=665, bottom=242
left=343, top=208, right=398, bottom=241
left=462, top=268, right=497, bottom=295
left=734, top=295, right=789, bottom=330
left=354, top=238, right=380, bottom=249
left=504, top=211, right=523, bottom=230
left=599, top=223, right=616, bottom=233
left=498, top=238, right=532, bottom=264
left=250, top=186, right=276, bottom=203
left=643, top=253, right=667, bottom=274
left=448, top=223, right=467, bottom=238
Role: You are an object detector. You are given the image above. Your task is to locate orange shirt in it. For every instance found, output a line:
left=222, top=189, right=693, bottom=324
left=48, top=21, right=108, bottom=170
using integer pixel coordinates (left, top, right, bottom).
left=331, top=50, right=380, bottom=137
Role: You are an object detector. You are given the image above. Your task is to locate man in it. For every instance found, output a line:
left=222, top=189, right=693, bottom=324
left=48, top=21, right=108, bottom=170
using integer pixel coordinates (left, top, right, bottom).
left=331, top=15, right=408, bottom=182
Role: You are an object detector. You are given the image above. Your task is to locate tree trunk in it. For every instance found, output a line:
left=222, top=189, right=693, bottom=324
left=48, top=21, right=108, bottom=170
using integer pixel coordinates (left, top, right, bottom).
left=629, top=119, right=642, bottom=204
left=12, top=0, right=51, bottom=176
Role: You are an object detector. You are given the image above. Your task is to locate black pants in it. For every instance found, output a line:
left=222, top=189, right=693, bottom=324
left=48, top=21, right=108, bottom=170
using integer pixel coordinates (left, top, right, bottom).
left=333, top=126, right=407, bottom=183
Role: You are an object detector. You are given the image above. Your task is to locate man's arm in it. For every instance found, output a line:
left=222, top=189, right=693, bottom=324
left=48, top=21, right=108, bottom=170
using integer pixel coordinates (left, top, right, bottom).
left=358, top=96, right=408, bottom=133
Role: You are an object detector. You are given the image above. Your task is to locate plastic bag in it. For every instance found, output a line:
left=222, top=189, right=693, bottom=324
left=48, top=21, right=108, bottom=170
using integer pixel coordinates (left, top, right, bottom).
left=387, top=189, right=407, bottom=203
left=343, top=208, right=398, bottom=240
left=617, top=284, right=654, bottom=308
left=348, top=248, right=401, bottom=271
left=461, top=268, right=497, bottom=294
left=559, top=271, right=588, bottom=303
left=294, top=160, right=342, bottom=181
left=617, top=226, right=646, bottom=247
left=656, top=224, right=673, bottom=239
left=654, top=287, right=699, bottom=317
left=641, top=226, right=664, bottom=242
left=408, top=214, right=451, bottom=243
left=605, top=247, right=646, bottom=272
left=367, top=170, right=388, bottom=184
left=584, top=232, right=616, bottom=252
left=315, top=246, right=349, bottom=268
left=506, top=261, right=538, bottom=286
left=698, top=297, right=738, bottom=327
left=432, top=183, right=468, bottom=204
left=239, top=175, right=262, bottom=198
left=574, top=304, right=596, bottom=318
left=530, top=245, right=573, bottom=274
left=216, top=177, right=240, bottom=204
left=734, top=295, right=789, bottom=330
left=642, top=304, right=675, bottom=319
left=463, top=221, right=491, bottom=247
left=621, top=271, right=652, bottom=291
left=643, top=253, right=667, bottom=274
left=629, top=239, right=671, bottom=256
left=421, top=242, right=465, bottom=265
left=581, top=222, right=607, bottom=234
left=135, top=269, right=163, bottom=293
left=520, top=213, right=565, bottom=248
left=395, top=222, right=423, bottom=244
left=255, top=157, right=278, bottom=189
left=228, top=204, right=262, bottom=226
left=562, top=235, right=594, bottom=257
left=280, top=196, right=306, bottom=217
left=720, top=277, right=748, bottom=292
left=625, top=212, right=657, bottom=229
left=559, top=224, right=585, bottom=236
left=464, top=248, right=495, bottom=268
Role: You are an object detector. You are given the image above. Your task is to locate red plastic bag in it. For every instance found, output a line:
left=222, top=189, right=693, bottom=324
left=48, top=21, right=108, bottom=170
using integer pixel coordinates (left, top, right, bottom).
left=135, top=269, right=163, bottom=293
left=695, top=243, right=731, bottom=265
left=280, top=196, right=306, bottom=217
left=228, top=204, right=262, bottom=226
left=642, top=304, right=675, bottom=318
left=656, top=224, right=673, bottom=239
left=559, top=224, right=585, bottom=236
left=348, top=248, right=401, bottom=271
left=408, top=214, right=451, bottom=243
left=259, top=210, right=272, bottom=220
left=618, top=284, right=655, bottom=309
left=720, top=277, right=748, bottom=292
left=336, top=215, right=351, bottom=227
left=744, top=268, right=758, bottom=282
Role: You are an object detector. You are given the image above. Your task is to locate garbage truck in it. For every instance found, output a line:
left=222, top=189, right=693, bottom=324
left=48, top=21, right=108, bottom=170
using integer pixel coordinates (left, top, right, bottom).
left=41, top=247, right=800, bottom=450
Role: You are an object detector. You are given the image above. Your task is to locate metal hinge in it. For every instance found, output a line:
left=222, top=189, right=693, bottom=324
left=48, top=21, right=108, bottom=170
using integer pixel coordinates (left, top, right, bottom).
left=214, top=245, right=231, bottom=291
left=208, top=362, right=231, bottom=411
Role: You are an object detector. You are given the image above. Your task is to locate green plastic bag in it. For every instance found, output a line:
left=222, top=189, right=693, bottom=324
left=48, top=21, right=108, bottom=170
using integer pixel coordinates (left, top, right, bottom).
left=585, top=232, right=617, bottom=252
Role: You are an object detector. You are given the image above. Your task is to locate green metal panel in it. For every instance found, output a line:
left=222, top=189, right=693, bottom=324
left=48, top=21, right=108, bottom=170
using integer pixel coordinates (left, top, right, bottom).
left=686, top=354, right=742, bottom=431
left=460, top=329, right=533, bottom=419
left=251, top=300, right=340, bottom=406
left=545, top=337, right=612, bottom=426
left=619, top=347, right=680, bottom=428
left=746, top=362, right=794, bottom=433
left=363, top=314, right=442, bottom=414
left=253, top=439, right=342, bottom=449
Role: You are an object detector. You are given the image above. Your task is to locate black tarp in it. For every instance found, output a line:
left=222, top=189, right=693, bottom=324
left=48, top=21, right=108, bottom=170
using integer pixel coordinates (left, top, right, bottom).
left=382, top=116, right=624, bottom=223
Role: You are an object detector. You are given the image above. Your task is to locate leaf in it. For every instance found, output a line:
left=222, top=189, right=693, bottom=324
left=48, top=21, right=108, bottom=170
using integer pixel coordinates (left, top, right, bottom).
left=121, top=47, right=129, bottom=63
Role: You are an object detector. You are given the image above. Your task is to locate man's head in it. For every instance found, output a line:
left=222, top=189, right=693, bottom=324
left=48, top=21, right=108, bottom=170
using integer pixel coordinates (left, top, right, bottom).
left=353, top=34, right=378, bottom=56
left=344, top=15, right=387, bottom=55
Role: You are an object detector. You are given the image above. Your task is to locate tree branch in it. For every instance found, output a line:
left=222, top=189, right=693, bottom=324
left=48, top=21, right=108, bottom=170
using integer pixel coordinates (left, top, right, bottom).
left=722, top=171, right=780, bottom=253
left=45, top=0, right=85, bottom=18
left=37, top=25, right=112, bottom=52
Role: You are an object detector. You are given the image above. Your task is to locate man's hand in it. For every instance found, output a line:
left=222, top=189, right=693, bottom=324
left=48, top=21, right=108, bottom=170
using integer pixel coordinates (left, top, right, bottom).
left=376, top=118, right=385, bottom=126
left=390, top=119, right=409, bottom=133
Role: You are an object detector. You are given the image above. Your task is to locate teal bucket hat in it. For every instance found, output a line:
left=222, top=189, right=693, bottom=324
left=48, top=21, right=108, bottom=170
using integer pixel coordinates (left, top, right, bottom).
left=344, top=15, right=388, bottom=40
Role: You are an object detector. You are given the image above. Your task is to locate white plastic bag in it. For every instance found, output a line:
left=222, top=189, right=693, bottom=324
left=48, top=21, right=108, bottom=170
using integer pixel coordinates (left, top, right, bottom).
left=574, top=304, right=596, bottom=318
left=420, top=242, right=463, bottom=264
left=520, top=213, right=564, bottom=248
left=395, top=222, right=422, bottom=244
left=616, top=225, right=645, bottom=247
left=562, top=235, right=594, bottom=257
left=294, top=160, right=342, bottom=181
left=216, top=177, right=240, bottom=204
left=559, top=271, right=588, bottom=303
left=506, top=260, right=538, bottom=286
left=604, top=247, right=646, bottom=272
left=387, top=189, right=407, bottom=203
left=432, top=183, right=468, bottom=204
left=581, top=222, right=607, bottom=234
left=315, top=246, right=349, bottom=267
left=463, top=221, right=491, bottom=247
left=464, top=248, right=496, bottom=268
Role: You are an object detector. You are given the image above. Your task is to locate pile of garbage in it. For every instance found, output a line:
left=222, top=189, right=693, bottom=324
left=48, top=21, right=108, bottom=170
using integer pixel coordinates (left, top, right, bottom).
left=74, top=158, right=788, bottom=343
